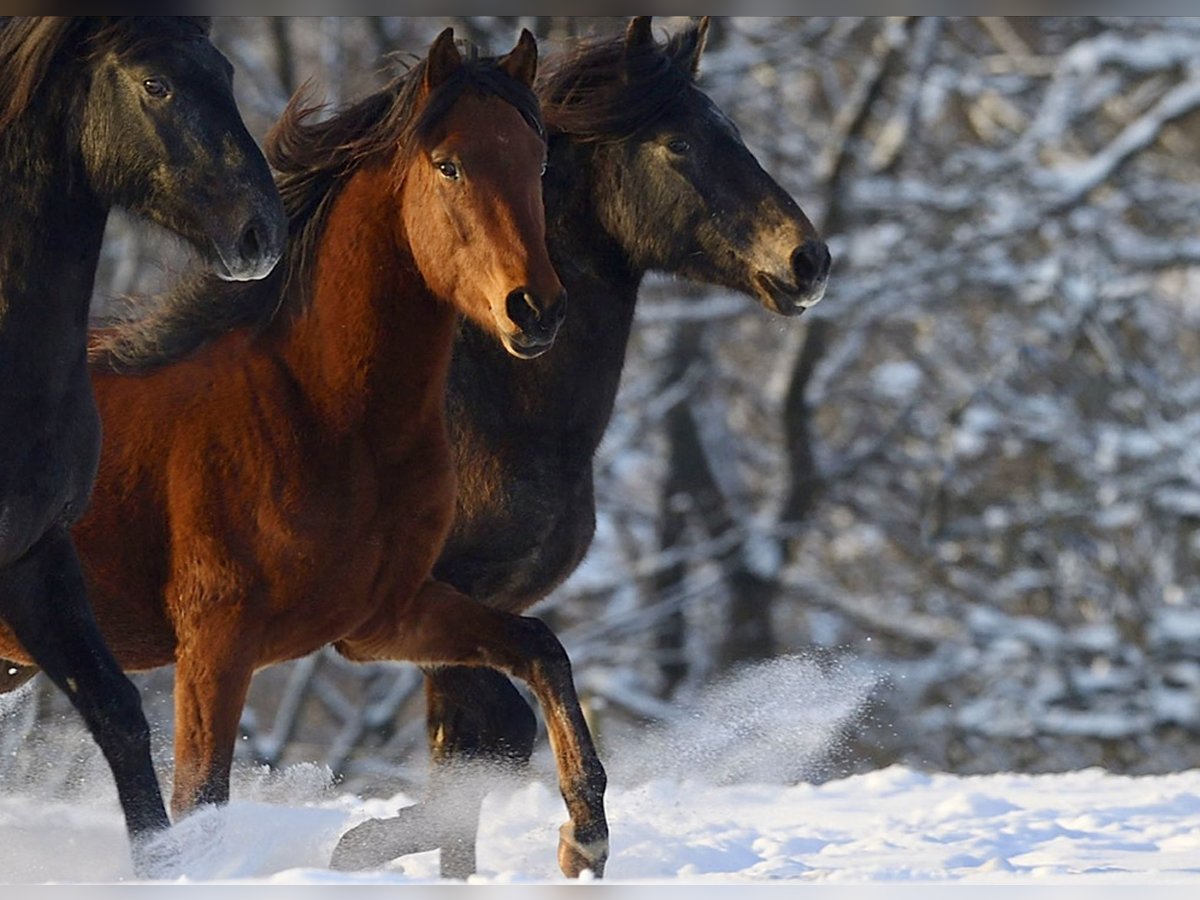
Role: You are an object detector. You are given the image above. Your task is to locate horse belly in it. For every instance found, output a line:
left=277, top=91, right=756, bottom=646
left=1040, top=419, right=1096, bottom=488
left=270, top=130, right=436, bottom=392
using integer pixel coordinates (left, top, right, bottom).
left=75, top=526, right=178, bottom=671
left=257, top=539, right=391, bottom=665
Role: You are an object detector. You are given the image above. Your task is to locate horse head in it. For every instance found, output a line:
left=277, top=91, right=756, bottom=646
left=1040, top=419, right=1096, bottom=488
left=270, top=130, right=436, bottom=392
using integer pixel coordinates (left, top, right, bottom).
left=76, top=17, right=285, bottom=281
left=397, top=28, right=565, bottom=358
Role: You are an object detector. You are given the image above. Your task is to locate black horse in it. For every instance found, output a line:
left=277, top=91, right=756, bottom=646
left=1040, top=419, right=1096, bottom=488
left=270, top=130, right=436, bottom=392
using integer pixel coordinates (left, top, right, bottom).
left=0, top=17, right=284, bottom=873
left=332, top=17, right=830, bottom=877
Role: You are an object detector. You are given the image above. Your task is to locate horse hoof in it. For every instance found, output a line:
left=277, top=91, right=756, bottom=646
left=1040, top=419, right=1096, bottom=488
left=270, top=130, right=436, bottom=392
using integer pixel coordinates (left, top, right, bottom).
left=557, top=821, right=608, bottom=879
left=330, top=818, right=400, bottom=872
left=130, top=827, right=184, bottom=880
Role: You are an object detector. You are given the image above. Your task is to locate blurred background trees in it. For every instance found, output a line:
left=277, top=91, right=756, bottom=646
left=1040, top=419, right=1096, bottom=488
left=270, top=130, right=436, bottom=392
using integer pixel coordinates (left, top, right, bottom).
left=10, top=17, right=1200, bottom=799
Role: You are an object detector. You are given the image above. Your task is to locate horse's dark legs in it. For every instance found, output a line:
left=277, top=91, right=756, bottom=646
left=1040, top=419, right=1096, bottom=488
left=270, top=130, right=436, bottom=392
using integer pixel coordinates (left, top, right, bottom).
left=0, top=526, right=170, bottom=871
left=426, top=666, right=538, bottom=767
left=425, top=666, right=537, bottom=877
left=332, top=667, right=537, bottom=877
left=333, top=579, right=607, bottom=879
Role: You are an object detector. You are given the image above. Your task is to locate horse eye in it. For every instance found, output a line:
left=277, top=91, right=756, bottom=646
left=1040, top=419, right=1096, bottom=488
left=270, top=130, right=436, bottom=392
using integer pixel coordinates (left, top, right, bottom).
left=667, top=138, right=691, bottom=154
left=436, top=160, right=460, bottom=180
left=540, top=160, right=548, bottom=177
left=142, top=77, right=172, bottom=99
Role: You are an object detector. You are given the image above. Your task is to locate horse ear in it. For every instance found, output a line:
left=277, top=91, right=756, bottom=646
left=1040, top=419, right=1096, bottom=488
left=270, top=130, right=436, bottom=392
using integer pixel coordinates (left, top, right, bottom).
left=424, top=27, right=462, bottom=93
left=498, top=28, right=538, bottom=88
left=693, top=17, right=711, bottom=72
left=673, top=17, right=710, bottom=78
left=625, top=17, right=655, bottom=53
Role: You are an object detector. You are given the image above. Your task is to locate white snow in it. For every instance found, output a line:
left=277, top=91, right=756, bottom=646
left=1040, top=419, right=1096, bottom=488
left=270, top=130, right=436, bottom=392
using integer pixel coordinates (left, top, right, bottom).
left=870, top=361, right=922, bottom=402
left=5, top=763, right=1200, bottom=886
left=3, top=657, right=1200, bottom=887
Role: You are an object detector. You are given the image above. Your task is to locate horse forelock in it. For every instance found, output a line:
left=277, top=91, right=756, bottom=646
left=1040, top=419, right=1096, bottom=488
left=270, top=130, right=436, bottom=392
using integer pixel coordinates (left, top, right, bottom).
left=83, top=16, right=212, bottom=62
left=269, top=46, right=542, bottom=191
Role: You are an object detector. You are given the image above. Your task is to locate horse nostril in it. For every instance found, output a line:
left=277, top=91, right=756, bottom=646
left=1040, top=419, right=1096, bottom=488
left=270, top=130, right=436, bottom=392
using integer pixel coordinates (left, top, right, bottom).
left=506, top=288, right=543, bottom=324
left=792, top=240, right=831, bottom=289
left=506, top=288, right=566, bottom=343
left=238, top=220, right=263, bottom=264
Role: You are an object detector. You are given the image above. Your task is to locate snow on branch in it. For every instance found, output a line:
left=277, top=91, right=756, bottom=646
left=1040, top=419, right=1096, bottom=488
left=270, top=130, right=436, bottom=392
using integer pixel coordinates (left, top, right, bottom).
left=1040, top=74, right=1200, bottom=207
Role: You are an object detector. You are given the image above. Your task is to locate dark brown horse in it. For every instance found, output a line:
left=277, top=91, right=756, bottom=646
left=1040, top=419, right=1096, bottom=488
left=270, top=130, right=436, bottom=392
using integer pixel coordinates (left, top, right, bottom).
left=0, top=16, right=283, bottom=873
left=0, top=29, right=608, bottom=878
left=334, top=17, right=832, bottom=878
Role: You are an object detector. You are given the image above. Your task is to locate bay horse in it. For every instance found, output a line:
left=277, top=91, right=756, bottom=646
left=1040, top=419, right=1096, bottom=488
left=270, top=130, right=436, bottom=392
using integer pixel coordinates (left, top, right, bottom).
left=0, top=29, right=609, bottom=879
left=333, top=17, right=832, bottom=877
left=0, top=16, right=284, bottom=871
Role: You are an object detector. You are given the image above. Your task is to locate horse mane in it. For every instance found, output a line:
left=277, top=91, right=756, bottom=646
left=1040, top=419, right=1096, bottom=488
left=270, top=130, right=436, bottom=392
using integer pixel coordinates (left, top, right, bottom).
left=537, top=20, right=703, bottom=142
left=89, top=40, right=543, bottom=374
left=0, top=16, right=211, bottom=131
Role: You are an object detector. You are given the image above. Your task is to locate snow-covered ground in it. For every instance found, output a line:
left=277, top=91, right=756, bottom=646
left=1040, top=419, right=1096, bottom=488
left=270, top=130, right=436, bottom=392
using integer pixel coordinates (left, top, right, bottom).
left=3, top=657, right=1200, bottom=886
left=4, top=763, right=1200, bottom=885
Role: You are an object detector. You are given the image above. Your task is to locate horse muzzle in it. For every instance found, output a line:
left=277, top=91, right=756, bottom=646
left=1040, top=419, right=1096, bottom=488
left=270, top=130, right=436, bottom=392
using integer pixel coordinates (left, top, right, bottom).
left=501, top=287, right=567, bottom=358
left=755, top=239, right=831, bottom=316
left=211, top=188, right=287, bottom=282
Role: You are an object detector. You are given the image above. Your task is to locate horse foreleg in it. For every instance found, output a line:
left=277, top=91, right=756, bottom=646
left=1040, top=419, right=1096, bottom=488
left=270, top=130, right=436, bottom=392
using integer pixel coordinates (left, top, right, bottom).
left=0, top=526, right=170, bottom=874
left=424, top=666, right=537, bottom=878
left=332, top=667, right=537, bottom=876
left=170, top=621, right=257, bottom=817
left=335, top=579, right=608, bottom=879
left=425, top=665, right=538, bottom=768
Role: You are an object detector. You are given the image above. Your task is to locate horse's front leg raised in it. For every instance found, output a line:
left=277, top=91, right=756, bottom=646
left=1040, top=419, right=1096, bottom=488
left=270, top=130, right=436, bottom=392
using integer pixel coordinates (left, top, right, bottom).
left=424, top=665, right=538, bottom=877
left=334, top=579, right=608, bottom=879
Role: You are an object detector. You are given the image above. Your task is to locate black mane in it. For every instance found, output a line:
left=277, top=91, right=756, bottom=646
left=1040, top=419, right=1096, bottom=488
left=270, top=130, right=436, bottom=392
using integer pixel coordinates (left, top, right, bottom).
left=537, top=21, right=703, bottom=142
left=89, top=42, right=543, bottom=374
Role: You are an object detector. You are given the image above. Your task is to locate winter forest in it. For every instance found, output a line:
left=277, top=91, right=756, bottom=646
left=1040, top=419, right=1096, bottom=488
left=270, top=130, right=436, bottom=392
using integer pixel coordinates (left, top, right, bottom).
left=8, top=14, right=1200, bottom=812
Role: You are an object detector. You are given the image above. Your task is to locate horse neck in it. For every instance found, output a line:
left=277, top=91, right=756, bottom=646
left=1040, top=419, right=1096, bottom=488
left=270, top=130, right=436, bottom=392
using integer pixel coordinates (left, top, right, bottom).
left=452, top=135, right=642, bottom=452
left=279, top=165, right=457, bottom=447
left=0, top=87, right=107, bottom=356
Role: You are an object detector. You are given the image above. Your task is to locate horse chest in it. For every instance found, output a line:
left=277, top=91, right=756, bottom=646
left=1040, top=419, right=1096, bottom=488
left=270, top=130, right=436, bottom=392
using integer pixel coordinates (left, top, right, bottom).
left=505, top=466, right=598, bottom=601
left=302, top=442, right=456, bottom=611
left=437, top=450, right=597, bottom=610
